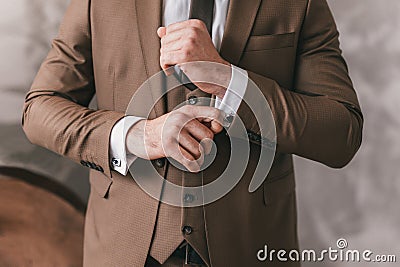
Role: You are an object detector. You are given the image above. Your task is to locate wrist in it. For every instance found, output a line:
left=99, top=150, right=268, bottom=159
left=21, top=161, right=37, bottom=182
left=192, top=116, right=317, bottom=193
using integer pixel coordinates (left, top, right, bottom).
left=126, top=119, right=146, bottom=155
left=216, top=58, right=230, bottom=69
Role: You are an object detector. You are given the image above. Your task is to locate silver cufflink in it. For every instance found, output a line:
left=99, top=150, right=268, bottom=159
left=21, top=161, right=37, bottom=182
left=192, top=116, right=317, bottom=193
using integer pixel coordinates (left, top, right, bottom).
left=111, top=158, right=122, bottom=167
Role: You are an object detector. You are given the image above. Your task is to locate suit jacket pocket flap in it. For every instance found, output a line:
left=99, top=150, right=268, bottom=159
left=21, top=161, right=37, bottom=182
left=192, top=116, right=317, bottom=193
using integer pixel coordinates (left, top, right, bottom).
left=245, top=32, right=295, bottom=51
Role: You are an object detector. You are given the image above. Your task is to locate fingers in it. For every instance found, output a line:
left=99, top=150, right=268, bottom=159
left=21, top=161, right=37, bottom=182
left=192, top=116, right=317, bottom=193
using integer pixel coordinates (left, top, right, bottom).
left=158, top=27, right=183, bottom=73
left=160, top=50, right=188, bottom=71
left=158, top=19, right=209, bottom=71
left=160, top=30, right=184, bottom=47
left=185, top=106, right=226, bottom=130
left=159, top=106, right=227, bottom=172
left=165, top=19, right=206, bottom=34
left=210, top=120, right=224, bottom=134
left=178, top=106, right=226, bottom=135
left=184, top=119, right=214, bottom=141
left=164, top=138, right=202, bottom=173
left=178, top=130, right=203, bottom=159
left=178, top=145, right=203, bottom=173
left=183, top=120, right=214, bottom=154
left=161, top=39, right=184, bottom=53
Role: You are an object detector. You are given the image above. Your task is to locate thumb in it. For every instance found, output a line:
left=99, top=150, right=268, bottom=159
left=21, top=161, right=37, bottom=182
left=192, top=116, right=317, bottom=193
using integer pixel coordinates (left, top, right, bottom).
left=157, top=27, right=166, bottom=38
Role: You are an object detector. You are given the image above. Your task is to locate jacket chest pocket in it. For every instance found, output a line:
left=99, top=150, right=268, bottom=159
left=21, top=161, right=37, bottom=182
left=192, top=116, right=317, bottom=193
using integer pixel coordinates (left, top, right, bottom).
left=240, top=32, right=297, bottom=89
left=245, top=32, right=295, bottom=52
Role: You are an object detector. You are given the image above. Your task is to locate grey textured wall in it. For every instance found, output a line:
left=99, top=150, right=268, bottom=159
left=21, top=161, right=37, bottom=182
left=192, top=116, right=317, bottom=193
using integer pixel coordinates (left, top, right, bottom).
left=0, top=0, right=89, bottom=202
left=0, top=1, right=399, bottom=266
left=296, top=1, right=400, bottom=266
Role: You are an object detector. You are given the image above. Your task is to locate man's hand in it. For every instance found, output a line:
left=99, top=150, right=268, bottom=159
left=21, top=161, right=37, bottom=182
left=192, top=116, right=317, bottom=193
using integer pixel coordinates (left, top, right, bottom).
left=157, top=19, right=231, bottom=99
left=126, top=105, right=225, bottom=172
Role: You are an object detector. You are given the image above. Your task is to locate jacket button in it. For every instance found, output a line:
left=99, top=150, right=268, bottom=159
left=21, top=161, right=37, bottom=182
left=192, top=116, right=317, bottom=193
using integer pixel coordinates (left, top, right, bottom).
left=183, top=193, right=195, bottom=204
left=265, top=139, right=275, bottom=149
left=247, top=132, right=255, bottom=141
left=95, top=165, right=104, bottom=173
left=80, top=160, right=90, bottom=168
left=88, top=162, right=96, bottom=169
left=224, top=114, right=234, bottom=124
left=111, top=158, right=122, bottom=167
left=188, top=96, right=198, bottom=105
left=182, top=225, right=193, bottom=235
left=154, top=158, right=165, bottom=168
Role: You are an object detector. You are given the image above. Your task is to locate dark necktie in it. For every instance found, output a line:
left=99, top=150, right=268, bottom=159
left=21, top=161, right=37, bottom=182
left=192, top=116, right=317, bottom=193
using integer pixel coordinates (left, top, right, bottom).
left=189, top=0, right=214, bottom=34
left=174, top=0, right=215, bottom=90
left=150, top=1, right=216, bottom=264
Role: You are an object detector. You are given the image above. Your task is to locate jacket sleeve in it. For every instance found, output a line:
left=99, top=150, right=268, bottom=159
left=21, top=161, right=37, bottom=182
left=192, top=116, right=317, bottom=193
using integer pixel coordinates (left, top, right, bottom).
left=22, top=0, right=125, bottom=178
left=237, top=0, right=363, bottom=168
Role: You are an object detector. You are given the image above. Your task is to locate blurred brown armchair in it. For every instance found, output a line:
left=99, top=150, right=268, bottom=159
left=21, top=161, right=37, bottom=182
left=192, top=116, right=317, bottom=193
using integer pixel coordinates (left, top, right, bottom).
left=0, top=167, right=85, bottom=267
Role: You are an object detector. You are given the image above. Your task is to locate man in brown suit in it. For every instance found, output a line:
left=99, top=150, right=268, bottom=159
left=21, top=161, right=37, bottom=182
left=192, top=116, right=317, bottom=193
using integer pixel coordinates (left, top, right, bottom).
left=22, top=0, right=363, bottom=266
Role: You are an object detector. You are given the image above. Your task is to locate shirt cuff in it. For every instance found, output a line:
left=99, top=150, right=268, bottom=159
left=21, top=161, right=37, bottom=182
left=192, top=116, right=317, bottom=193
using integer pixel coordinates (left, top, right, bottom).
left=109, top=116, right=145, bottom=175
left=215, top=64, right=248, bottom=117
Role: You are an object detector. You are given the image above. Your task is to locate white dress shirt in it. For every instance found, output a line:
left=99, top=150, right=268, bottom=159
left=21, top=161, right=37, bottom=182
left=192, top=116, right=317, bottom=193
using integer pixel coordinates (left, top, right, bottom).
left=110, top=0, right=248, bottom=175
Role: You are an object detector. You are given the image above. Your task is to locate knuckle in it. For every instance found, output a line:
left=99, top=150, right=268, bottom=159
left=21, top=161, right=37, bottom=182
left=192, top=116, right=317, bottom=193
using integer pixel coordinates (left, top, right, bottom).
left=188, top=28, right=198, bottom=38
left=181, top=49, right=191, bottom=58
left=173, top=113, right=186, bottom=123
left=206, top=131, right=214, bottom=140
left=165, top=132, right=176, bottom=143
left=166, top=137, right=176, bottom=148
left=191, top=27, right=201, bottom=36
left=185, top=37, right=196, bottom=47
left=170, top=124, right=181, bottom=134
left=191, top=19, right=203, bottom=27
left=181, top=46, right=188, bottom=55
left=177, top=131, right=185, bottom=141
left=209, top=108, right=219, bottom=119
left=189, top=19, right=197, bottom=26
left=201, top=130, right=213, bottom=141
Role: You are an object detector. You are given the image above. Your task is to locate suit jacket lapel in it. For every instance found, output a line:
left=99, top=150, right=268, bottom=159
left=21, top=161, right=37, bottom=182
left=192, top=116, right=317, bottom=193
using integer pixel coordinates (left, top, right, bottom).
left=135, top=0, right=166, bottom=116
left=220, top=0, right=262, bottom=65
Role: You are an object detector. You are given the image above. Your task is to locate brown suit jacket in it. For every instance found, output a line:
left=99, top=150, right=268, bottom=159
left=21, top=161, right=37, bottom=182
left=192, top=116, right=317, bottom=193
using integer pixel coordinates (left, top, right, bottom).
left=22, top=0, right=363, bottom=266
